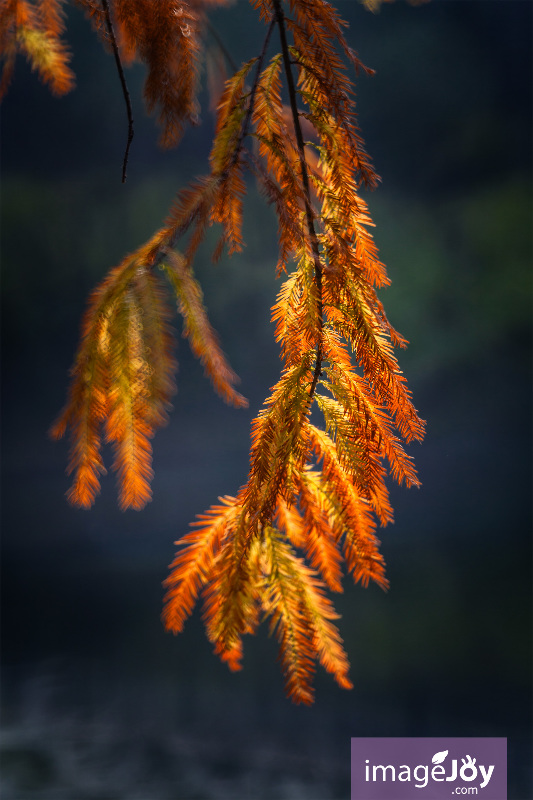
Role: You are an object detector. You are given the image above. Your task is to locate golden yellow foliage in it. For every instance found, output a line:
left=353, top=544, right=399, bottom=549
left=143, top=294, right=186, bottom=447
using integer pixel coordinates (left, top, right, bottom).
left=8, top=0, right=425, bottom=703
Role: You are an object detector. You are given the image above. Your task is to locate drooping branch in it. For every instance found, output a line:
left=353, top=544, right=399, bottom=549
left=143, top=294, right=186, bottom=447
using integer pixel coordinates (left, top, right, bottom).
left=225, top=17, right=276, bottom=179
left=272, top=0, right=323, bottom=402
left=101, top=0, right=134, bottom=182
left=149, top=18, right=276, bottom=269
left=44, top=0, right=426, bottom=705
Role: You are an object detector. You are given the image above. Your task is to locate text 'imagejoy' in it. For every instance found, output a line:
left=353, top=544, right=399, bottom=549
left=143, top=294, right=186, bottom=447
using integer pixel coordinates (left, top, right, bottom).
left=351, top=738, right=507, bottom=800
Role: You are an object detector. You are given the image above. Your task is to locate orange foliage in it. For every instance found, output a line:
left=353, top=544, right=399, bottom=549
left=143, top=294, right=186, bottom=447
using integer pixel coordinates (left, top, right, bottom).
left=51, top=245, right=245, bottom=509
left=162, top=0, right=424, bottom=703
left=2, top=0, right=231, bottom=146
left=51, top=260, right=176, bottom=510
left=10, top=0, right=426, bottom=702
left=0, top=0, right=74, bottom=97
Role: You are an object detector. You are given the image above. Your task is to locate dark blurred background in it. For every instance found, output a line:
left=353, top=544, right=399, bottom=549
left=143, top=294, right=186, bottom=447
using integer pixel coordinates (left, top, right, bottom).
left=1, top=1, right=531, bottom=798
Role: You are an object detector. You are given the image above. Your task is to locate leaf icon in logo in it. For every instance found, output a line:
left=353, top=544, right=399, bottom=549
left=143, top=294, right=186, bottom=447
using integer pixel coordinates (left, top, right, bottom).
left=432, top=750, right=449, bottom=765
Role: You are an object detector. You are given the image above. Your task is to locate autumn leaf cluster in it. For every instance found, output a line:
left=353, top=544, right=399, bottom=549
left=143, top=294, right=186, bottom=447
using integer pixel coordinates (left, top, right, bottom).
left=3, top=0, right=425, bottom=703
left=1, top=0, right=230, bottom=145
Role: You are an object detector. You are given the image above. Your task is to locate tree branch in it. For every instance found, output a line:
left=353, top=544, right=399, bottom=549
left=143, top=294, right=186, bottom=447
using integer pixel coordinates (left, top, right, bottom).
left=226, top=17, right=276, bottom=178
left=148, top=18, right=276, bottom=272
left=272, top=0, right=323, bottom=402
left=101, top=0, right=134, bottom=183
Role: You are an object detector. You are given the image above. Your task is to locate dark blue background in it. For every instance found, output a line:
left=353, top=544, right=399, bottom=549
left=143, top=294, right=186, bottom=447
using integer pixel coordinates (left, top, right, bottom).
left=1, top=1, right=531, bottom=798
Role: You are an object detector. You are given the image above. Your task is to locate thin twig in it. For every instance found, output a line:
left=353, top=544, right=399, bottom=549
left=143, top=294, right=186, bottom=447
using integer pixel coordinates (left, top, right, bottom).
left=101, top=0, right=134, bottom=183
left=273, top=0, right=324, bottom=402
left=228, top=18, right=276, bottom=176
left=149, top=19, right=275, bottom=272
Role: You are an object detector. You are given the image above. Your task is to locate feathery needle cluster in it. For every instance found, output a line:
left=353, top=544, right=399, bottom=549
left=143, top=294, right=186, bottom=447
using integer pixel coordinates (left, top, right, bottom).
left=4, top=0, right=425, bottom=703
